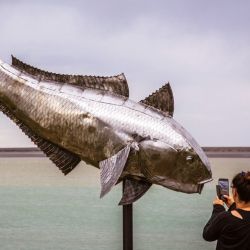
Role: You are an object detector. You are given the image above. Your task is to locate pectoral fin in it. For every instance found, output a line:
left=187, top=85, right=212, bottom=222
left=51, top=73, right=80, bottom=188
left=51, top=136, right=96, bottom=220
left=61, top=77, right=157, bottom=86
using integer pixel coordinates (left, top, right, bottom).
left=99, top=145, right=131, bottom=198
left=119, top=178, right=152, bottom=205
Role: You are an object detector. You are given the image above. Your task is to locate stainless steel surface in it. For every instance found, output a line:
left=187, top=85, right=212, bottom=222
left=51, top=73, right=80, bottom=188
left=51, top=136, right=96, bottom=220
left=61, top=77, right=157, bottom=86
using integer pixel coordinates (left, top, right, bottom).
left=100, top=144, right=131, bottom=198
left=0, top=57, right=212, bottom=204
left=11, top=55, right=129, bottom=97
left=119, top=178, right=152, bottom=205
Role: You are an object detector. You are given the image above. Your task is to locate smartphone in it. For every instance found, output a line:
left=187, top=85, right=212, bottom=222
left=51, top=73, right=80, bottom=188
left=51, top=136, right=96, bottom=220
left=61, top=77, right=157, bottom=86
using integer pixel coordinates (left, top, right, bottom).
left=216, top=178, right=229, bottom=202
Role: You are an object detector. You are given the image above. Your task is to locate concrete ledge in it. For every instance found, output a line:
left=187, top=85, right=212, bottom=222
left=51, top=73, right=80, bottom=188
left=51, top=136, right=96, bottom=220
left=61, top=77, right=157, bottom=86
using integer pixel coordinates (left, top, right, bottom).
left=0, top=147, right=250, bottom=158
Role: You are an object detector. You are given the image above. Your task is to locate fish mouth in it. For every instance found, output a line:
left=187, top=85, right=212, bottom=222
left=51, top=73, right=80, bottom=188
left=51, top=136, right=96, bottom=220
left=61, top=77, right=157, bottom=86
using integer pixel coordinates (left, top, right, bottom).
left=198, top=178, right=213, bottom=185
left=197, top=178, right=213, bottom=194
left=153, top=176, right=213, bottom=194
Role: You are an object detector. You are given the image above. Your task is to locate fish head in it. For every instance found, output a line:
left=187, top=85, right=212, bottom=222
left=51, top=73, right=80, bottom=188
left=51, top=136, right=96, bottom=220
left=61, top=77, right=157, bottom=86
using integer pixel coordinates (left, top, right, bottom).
left=139, top=119, right=212, bottom=194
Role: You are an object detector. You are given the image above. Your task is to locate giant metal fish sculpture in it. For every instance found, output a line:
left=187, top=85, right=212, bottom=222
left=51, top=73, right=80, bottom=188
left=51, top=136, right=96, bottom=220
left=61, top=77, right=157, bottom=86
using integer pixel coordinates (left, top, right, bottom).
left=0, top=56, right=212, bottom=205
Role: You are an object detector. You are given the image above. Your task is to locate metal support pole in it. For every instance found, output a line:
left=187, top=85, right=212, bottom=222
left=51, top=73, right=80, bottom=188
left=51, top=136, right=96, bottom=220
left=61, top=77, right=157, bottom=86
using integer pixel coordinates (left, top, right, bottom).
left=123, top=181, right=133, bottom=250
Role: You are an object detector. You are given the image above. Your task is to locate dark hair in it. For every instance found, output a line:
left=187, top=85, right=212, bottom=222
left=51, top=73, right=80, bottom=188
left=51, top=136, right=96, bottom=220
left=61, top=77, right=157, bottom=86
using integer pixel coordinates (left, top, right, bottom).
left=232, top=171, right=250, bottom=203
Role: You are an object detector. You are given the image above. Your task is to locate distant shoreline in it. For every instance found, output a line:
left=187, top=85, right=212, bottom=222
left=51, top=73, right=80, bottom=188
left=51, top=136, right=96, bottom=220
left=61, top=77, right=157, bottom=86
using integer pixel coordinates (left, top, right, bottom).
left=0, top=147, right=250, bottom=158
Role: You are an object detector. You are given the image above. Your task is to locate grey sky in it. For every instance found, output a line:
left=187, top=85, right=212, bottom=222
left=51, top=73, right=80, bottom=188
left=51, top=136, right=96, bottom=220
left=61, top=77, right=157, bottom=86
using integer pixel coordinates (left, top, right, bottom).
left=0, top=0, right=249, bottom=147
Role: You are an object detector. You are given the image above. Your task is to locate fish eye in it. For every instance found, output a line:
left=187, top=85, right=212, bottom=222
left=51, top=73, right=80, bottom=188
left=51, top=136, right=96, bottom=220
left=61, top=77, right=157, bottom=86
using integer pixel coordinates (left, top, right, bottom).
left=186, top=155, right=193, bottom=162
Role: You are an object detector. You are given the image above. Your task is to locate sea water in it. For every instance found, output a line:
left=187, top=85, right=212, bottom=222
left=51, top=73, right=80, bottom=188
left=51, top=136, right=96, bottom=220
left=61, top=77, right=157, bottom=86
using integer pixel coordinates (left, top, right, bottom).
left=0, top=157, right=249, bottom=250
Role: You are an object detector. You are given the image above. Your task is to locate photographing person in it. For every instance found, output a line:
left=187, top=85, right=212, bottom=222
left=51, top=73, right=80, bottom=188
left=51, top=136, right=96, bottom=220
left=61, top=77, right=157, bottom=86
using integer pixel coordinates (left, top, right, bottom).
left=203, top=171, right=250, bottom=250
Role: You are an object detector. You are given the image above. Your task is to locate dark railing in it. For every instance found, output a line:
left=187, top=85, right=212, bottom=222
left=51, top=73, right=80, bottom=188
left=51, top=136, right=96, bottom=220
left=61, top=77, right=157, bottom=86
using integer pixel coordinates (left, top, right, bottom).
left=0, top=147, right=250, bottom=158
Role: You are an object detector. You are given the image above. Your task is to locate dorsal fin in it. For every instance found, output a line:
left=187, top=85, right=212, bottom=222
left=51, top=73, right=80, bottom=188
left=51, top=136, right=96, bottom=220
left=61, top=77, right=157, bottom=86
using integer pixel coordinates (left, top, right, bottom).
left=140, top=83, right=174, bottom=117
left=11, top=55, right=129, bottom=97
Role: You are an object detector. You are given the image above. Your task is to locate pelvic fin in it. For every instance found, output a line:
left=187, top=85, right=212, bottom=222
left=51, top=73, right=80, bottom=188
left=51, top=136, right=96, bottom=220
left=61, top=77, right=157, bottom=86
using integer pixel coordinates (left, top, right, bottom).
left=119, top=178, right=152, bottom=205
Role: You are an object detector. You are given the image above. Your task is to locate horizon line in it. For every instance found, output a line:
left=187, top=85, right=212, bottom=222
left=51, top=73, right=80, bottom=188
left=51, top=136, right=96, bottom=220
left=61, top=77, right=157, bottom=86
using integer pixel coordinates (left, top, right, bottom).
left=0, top=147, right=250, bottom=158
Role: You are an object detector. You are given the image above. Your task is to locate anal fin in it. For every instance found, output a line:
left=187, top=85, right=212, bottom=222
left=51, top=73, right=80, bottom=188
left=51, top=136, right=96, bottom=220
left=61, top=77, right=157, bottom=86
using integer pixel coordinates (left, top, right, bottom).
left=119, top=178, right=152, bottom=205
left=0, top=102, right=81, bottom=175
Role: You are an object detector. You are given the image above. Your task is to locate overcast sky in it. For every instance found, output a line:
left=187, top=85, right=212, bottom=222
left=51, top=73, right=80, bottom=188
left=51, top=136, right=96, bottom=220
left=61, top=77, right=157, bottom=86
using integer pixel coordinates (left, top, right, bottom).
left=0, top=0, right=249, bottom=147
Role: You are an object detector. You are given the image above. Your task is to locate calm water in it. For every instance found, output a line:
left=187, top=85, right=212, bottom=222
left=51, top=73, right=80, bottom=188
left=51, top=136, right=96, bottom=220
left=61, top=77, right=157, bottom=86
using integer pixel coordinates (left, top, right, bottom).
left=0, top=157, right=249, bottom=250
